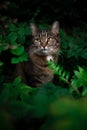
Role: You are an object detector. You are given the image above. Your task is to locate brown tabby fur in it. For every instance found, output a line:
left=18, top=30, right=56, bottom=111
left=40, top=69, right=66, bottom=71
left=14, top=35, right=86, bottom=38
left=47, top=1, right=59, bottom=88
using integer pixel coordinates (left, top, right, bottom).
left=15, top=21, right=60, bottom=87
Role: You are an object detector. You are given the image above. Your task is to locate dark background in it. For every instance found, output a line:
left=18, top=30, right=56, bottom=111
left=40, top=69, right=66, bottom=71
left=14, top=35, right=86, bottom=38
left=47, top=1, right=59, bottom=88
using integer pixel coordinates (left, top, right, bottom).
left=0, top=0, right=87, bottom=27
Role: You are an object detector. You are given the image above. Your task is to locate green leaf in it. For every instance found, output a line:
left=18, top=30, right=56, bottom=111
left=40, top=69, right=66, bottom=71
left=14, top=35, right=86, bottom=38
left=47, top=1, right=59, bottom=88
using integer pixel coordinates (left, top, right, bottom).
left=71, top=78, right=81, bottom=88
left=82, top=88, right=87, bottom=96
left=8, top=32, right=17, bottom=43
left=81, top=49, right=87, bottom=59
left=18, top=27, right=25, bottom=36
left=13, top=76, right=22, bottom=85
left=74, top=67, right=87, bottom=84
left=0, top=61, right=3, bottom=66
left=18, top=52, right=28, bottom=62
left=65, top=72, right=70, bottom=80
left=11, top=57, right=19, bottom=64
left=11, top=46, right=24, bottom=56
left=8, top=23, right=17, bottom=31
left=11, top=52, right=28, bottom=64
left=58, top=67, right=63, bottom=75
left=62, top=71, right=67, bottom=77
left=19, top=84, right=32, bottom=95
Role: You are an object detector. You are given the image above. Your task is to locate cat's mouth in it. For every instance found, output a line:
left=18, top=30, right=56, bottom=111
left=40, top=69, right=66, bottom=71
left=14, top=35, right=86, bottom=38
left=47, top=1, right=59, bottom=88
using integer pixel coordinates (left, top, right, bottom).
left=40, top=49, right=48, bottom=55
left=35, top=47, right=57, bottom=56
left=42, top=49, right=48, bottom=53
left=35, top=48, right=49, bottom=55
left=37, top=48, right=57, bottom=55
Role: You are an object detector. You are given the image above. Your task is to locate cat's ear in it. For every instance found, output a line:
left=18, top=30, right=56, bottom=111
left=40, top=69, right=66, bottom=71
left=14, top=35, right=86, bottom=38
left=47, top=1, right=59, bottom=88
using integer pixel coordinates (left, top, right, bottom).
left=51, top=21, right=59, bottom=35
left=30, top=23, right=38, bottom=36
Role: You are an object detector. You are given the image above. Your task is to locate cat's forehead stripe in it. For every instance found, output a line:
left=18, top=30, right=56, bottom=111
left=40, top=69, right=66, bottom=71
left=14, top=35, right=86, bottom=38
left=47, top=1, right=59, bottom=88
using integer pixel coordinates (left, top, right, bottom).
left=40, top=30, right=48, bottom=37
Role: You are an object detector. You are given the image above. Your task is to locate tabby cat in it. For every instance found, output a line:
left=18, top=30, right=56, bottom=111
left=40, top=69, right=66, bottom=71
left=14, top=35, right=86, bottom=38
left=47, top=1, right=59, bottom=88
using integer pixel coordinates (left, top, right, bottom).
left=16, top=21, right=60, bottom=87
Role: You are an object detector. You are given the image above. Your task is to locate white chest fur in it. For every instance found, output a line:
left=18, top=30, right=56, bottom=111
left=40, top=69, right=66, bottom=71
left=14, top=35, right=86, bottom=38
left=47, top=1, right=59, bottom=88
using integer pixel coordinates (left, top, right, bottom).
left=46, top=55, right=53, bottom=61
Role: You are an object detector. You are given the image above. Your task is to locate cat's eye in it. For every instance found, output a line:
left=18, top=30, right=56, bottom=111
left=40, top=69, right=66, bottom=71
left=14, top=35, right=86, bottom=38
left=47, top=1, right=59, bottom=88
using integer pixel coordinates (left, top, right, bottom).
left=48, top=38, right=53, bottom=41
left=48, top=38, right=55, bottom=45
left=34, top=40, right=41, bottom=45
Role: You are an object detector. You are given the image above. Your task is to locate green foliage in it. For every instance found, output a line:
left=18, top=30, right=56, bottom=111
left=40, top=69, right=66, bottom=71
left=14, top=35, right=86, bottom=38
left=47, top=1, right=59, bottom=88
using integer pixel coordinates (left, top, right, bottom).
left=48, top=61, right=70, bottom=83
left=0, top=21, right=30, bottom=63
left=71, top=67, right=87, bottom=96
left=48, top=61, right=87, bottom=96
left=60, top=29, right=87, bottom=60
left=0, top=61, right=3, bottom=66
left=40, top=97, right=87, bottom=130
left=0, top=76, right=35, bottom=119
left=0, top=19, right=87, bottom=129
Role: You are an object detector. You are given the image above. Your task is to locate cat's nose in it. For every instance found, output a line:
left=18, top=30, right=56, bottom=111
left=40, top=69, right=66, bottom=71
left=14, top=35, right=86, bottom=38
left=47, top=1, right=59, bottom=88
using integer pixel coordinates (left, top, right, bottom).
left=41, top=46, right=48, bottom=50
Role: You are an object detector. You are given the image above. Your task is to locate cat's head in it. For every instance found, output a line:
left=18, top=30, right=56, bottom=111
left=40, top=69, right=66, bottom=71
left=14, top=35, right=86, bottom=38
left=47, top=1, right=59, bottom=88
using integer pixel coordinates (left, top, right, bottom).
left=30, top=21, right=60, bottom=55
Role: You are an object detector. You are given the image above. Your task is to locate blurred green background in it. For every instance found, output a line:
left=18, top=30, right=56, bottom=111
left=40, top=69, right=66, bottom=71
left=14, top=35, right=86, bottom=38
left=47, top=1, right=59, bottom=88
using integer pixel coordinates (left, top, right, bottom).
left=0, top=0, right=87, bottom=130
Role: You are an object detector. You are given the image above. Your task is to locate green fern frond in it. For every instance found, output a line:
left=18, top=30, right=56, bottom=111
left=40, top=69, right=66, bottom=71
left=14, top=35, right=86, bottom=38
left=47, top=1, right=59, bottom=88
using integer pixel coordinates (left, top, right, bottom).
left=48, top=61, right=87, bottom=96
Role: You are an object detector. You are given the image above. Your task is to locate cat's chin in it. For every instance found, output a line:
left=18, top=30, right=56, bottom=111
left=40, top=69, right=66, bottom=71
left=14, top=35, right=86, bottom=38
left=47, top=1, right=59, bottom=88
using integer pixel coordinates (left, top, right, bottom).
left=36, top=50, right=49, bottom=56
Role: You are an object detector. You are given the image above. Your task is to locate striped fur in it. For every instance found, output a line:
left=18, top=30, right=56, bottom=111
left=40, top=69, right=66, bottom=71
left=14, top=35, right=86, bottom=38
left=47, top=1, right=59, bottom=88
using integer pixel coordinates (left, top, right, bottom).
left=16, top=21, right=60, bottom=87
